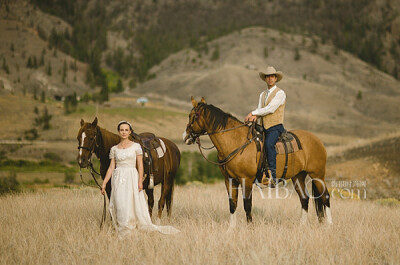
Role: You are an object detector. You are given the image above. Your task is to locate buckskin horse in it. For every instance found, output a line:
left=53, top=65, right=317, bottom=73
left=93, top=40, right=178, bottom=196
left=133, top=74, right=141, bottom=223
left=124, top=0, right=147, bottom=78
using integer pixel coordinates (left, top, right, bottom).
left=183, top=97, right=332, bottom=228
left=77, top=117, right=180, bottom=219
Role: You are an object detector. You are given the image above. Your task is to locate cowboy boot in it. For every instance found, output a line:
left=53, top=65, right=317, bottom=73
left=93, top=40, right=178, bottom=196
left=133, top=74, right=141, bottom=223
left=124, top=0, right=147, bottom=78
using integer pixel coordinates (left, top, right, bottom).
left=261, top=169, right=277, bottom=188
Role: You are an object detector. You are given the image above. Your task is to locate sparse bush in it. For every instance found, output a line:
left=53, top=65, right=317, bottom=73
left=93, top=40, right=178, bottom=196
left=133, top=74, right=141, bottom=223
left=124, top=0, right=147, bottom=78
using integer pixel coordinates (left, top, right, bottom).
left=64, top=169, right=75, bottom=184
left=357, top=90, right=363, bottom=100
left=37, top=26, right=47, bottom=40
left=0, top=171, right=21, bottom=195
left=2, top=58, right=10, bottom=74
left=129, top=78, right=136, bottom=89
left=43, top=152, right=62, bottom=163
left=33, top=177, right=50, bottom=184
left=264, top=47, right=268, bottom=58
left=115, top=78, right=124, bottom=93
left=64, top=93, right=78, bottom=114
left=46, top=62, right=52, bottom=76
left=24, top=128, right=39, bottom=140
left=40, top=91, right=46, bottom=103
left=175, top=151, right=224, bottom=185
left=311, top=38, right=318, bottom=53
left=34, top=107, right=52, bottom=130
left=211, top=44, right=220, bottom=61
left=81, top=92, right=91, bottom=103
left=294, top=48, right=300, bottom=61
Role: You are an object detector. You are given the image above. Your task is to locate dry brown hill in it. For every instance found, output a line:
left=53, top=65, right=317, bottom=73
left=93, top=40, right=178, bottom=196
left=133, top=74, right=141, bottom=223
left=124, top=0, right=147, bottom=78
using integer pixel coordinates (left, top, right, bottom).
left=327, top=132, right=400, bottom=199
left=131, top=27, right=400, bottom=143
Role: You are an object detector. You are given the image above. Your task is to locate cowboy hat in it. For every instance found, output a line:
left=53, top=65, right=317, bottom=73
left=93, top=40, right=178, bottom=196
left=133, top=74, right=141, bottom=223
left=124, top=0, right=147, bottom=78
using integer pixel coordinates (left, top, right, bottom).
left=259, top=66, right=283, bottom=82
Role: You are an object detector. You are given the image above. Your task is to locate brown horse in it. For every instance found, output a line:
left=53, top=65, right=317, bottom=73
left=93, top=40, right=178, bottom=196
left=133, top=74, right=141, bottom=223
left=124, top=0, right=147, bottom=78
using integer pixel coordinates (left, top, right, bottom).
left=183, top=97, right=332, bottom=228
left=77, top=117, right=180, bottom=219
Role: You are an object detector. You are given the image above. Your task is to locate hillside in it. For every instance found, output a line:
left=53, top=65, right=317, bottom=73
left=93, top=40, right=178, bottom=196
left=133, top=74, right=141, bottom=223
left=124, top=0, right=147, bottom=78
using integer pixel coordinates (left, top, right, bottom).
left=132, top=27, right=400, bottom=141
left=0, top=0, right=400, bottom=201
left=327, top=132, right=400, bottom=199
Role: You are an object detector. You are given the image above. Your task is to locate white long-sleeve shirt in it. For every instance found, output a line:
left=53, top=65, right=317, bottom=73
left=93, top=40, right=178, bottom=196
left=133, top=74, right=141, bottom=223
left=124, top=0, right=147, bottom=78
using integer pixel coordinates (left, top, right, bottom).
left=251, top=85, right=286, bottom=116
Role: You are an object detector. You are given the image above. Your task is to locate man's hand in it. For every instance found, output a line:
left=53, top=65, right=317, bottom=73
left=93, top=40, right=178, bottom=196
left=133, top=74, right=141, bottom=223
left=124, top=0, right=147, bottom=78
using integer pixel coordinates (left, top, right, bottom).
left=245, top=113, right=257, bottom=123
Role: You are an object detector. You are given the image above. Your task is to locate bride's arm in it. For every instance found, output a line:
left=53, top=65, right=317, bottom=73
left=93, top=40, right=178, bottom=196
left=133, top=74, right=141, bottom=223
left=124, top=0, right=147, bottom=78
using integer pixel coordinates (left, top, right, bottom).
left=101, top=158, right=115, bottom=195
left=136, top=154, right=144, bottom=191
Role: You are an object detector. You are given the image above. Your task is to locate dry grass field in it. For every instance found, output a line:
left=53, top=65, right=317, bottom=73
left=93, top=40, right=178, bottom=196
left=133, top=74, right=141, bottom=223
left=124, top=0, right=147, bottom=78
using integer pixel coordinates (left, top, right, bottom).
left=1, top=183, right=399, bottom=265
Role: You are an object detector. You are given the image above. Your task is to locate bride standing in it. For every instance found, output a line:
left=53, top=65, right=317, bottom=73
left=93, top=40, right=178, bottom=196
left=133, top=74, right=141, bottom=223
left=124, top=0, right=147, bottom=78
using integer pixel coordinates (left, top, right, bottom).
left=101, top=121, right=180, bottom=238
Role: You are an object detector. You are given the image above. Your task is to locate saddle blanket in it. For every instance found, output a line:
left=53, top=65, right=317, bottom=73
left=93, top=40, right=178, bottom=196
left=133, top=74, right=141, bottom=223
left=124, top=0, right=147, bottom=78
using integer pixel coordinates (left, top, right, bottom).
left=275, top=133, right=301, bottom=155
left=144, top=139, right=166, bottom=158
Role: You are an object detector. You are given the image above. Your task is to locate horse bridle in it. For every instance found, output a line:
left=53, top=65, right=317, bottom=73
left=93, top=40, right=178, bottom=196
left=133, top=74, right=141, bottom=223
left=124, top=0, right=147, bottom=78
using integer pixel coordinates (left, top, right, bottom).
left=77, top=128, right=99, bottom=165
left=186, top=105, right=255, bottom=166
left=77, top=127, right=106, bottom=229
left=186, top=104, right=249, bottom=142
left=186, top=107, right=205, bottom=142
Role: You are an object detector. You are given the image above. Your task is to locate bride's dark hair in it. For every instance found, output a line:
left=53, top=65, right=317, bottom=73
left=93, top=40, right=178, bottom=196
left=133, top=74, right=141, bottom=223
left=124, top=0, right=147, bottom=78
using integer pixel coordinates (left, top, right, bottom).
left=117, top=121, right=133, bottom=132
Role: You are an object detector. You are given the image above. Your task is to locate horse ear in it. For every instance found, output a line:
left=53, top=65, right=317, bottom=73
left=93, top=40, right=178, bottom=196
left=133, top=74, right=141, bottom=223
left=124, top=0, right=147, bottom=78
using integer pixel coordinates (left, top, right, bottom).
left=191, top=96, right=198, bottom=107
left=80, top=119, right=84, bottom=127
left=92, top=117, right=98, bottom=127
left=200, top=97, right=206, bottom=104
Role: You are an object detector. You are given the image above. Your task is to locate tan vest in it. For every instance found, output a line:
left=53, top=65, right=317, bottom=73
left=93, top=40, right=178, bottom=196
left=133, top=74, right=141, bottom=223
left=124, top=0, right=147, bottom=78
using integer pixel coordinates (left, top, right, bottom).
left=260, top=87, right=285, bottom=129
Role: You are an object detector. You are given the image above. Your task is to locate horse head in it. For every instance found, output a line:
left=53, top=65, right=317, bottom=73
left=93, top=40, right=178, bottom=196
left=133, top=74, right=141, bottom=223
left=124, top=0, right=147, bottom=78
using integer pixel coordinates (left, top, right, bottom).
left=77, top=117, right=99, bottom=168
left=183, top=96, right=208, bottom=145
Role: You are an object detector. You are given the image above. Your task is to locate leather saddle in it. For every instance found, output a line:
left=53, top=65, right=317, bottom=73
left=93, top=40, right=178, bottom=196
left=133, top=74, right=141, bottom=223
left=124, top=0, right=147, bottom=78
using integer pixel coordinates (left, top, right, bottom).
left=252, top=125, right=302, bottom=182
left=130, top=132, right=164, bottom=189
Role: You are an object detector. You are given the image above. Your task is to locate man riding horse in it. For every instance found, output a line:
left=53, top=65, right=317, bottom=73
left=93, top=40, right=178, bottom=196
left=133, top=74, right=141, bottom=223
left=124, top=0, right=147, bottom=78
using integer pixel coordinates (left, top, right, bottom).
left=245, top=66, right=286, bottom=188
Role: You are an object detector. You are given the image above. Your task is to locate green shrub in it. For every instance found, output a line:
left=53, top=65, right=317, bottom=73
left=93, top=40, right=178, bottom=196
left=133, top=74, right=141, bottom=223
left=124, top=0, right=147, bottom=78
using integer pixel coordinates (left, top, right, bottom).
left=64, top=169, right=75, bottom=184
left=33, top=177, right=50, bottom=184
left=0, top=172, right=21, bottom=195
left=43, top=152, right=62, bottom=162
left=211, top=45, right=220, bottom=61
left=176, top=151, right=224, bottom=185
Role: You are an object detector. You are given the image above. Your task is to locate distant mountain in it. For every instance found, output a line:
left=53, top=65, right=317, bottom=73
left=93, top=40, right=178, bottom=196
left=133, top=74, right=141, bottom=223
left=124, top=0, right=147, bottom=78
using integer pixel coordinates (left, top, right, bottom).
left=1, top=0, right=399, bottom=96
left=131, top=27, right=400, bottom=140
left=0, top=0, right=399, bottom=141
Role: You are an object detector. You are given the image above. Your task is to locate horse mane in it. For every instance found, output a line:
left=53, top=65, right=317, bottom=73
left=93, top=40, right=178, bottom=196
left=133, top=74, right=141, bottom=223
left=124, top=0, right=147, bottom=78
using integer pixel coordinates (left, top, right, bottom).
left=95, top=126, right=120, bottom=158
left=200, top=103, right=243, bottom=132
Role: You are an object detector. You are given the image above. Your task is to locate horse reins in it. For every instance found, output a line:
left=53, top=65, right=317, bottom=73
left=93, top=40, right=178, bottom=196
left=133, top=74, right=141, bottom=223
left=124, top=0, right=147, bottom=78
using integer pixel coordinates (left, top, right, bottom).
left=189, top=108, right=257, bottom=166
left=78, top=127, right=107, bottom=229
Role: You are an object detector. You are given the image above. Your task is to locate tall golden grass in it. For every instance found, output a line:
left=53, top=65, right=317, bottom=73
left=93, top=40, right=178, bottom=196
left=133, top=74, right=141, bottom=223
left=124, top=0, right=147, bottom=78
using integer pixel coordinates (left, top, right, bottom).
left=1, top=183, right=399, bottom=265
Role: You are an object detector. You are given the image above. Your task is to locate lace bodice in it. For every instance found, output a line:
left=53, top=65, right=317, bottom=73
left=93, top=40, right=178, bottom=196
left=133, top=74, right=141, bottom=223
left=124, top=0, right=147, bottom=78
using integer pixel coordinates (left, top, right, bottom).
left=109, top=143, right=143, bottom=168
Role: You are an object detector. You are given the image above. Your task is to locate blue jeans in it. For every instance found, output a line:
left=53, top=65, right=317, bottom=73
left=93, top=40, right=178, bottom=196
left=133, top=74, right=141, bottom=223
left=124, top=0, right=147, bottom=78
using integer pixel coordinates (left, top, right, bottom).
left=264, top=124, right=285, bottom=180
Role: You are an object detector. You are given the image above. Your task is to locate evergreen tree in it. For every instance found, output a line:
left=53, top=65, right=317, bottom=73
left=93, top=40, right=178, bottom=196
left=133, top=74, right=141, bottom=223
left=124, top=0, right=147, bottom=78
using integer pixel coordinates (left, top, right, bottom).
left=42, top=107, right=52, bottom=130
left=47, top=62, right=52, bottom=76
left=40, top=91, right=46, bottom=103
left=2, top=58, right=10, bottom=74
left=26, top=57, right=33, bottom=68
left=99, top=82, right=109, bottom=103
left=39, top=53, right=45, bottom=66
left=33, top=56, right=38, bottom=68
left=62, top=59, right=67, bottom=83
left=33, top=87, right=38, bottom=100
left=115, top=78, right=124, bottom=93
left=211, top=44, right=220, bottom=61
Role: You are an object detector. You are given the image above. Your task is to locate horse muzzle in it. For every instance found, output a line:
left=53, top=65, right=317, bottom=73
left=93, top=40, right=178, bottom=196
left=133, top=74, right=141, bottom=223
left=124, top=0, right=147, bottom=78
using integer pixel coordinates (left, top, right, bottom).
left=182, top=131, right=195, bottom=145
left=77, top=156, right=90, bottom=168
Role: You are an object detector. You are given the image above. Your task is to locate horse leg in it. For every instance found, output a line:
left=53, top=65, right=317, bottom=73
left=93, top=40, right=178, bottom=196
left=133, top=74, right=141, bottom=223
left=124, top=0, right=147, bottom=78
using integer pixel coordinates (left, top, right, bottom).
left=165, top=173, right=175, bottom=218
left=242, top=178, right=253, bottom=223
left=225, top=177, right=239, bottom=229
left=157, top=181, right=170, bottom=220
left=100, top=164, right=112, bottom=200
left=291, top=171, right=309, bottom=224
left=309, top=172, right=332, bottom=224
left=145, top=188, right=154, bottom=219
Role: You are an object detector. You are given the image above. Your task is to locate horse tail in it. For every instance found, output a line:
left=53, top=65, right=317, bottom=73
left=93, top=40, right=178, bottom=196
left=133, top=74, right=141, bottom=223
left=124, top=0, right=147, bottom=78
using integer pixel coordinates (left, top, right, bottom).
left=165, top=141, right=180, bottom=217
left=312, top=179, right=325, bottom=222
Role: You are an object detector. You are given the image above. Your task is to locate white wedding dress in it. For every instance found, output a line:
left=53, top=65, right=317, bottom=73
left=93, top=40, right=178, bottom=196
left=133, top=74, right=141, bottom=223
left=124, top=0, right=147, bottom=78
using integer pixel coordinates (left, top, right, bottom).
left=109, top=143, right=180, bottom=238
